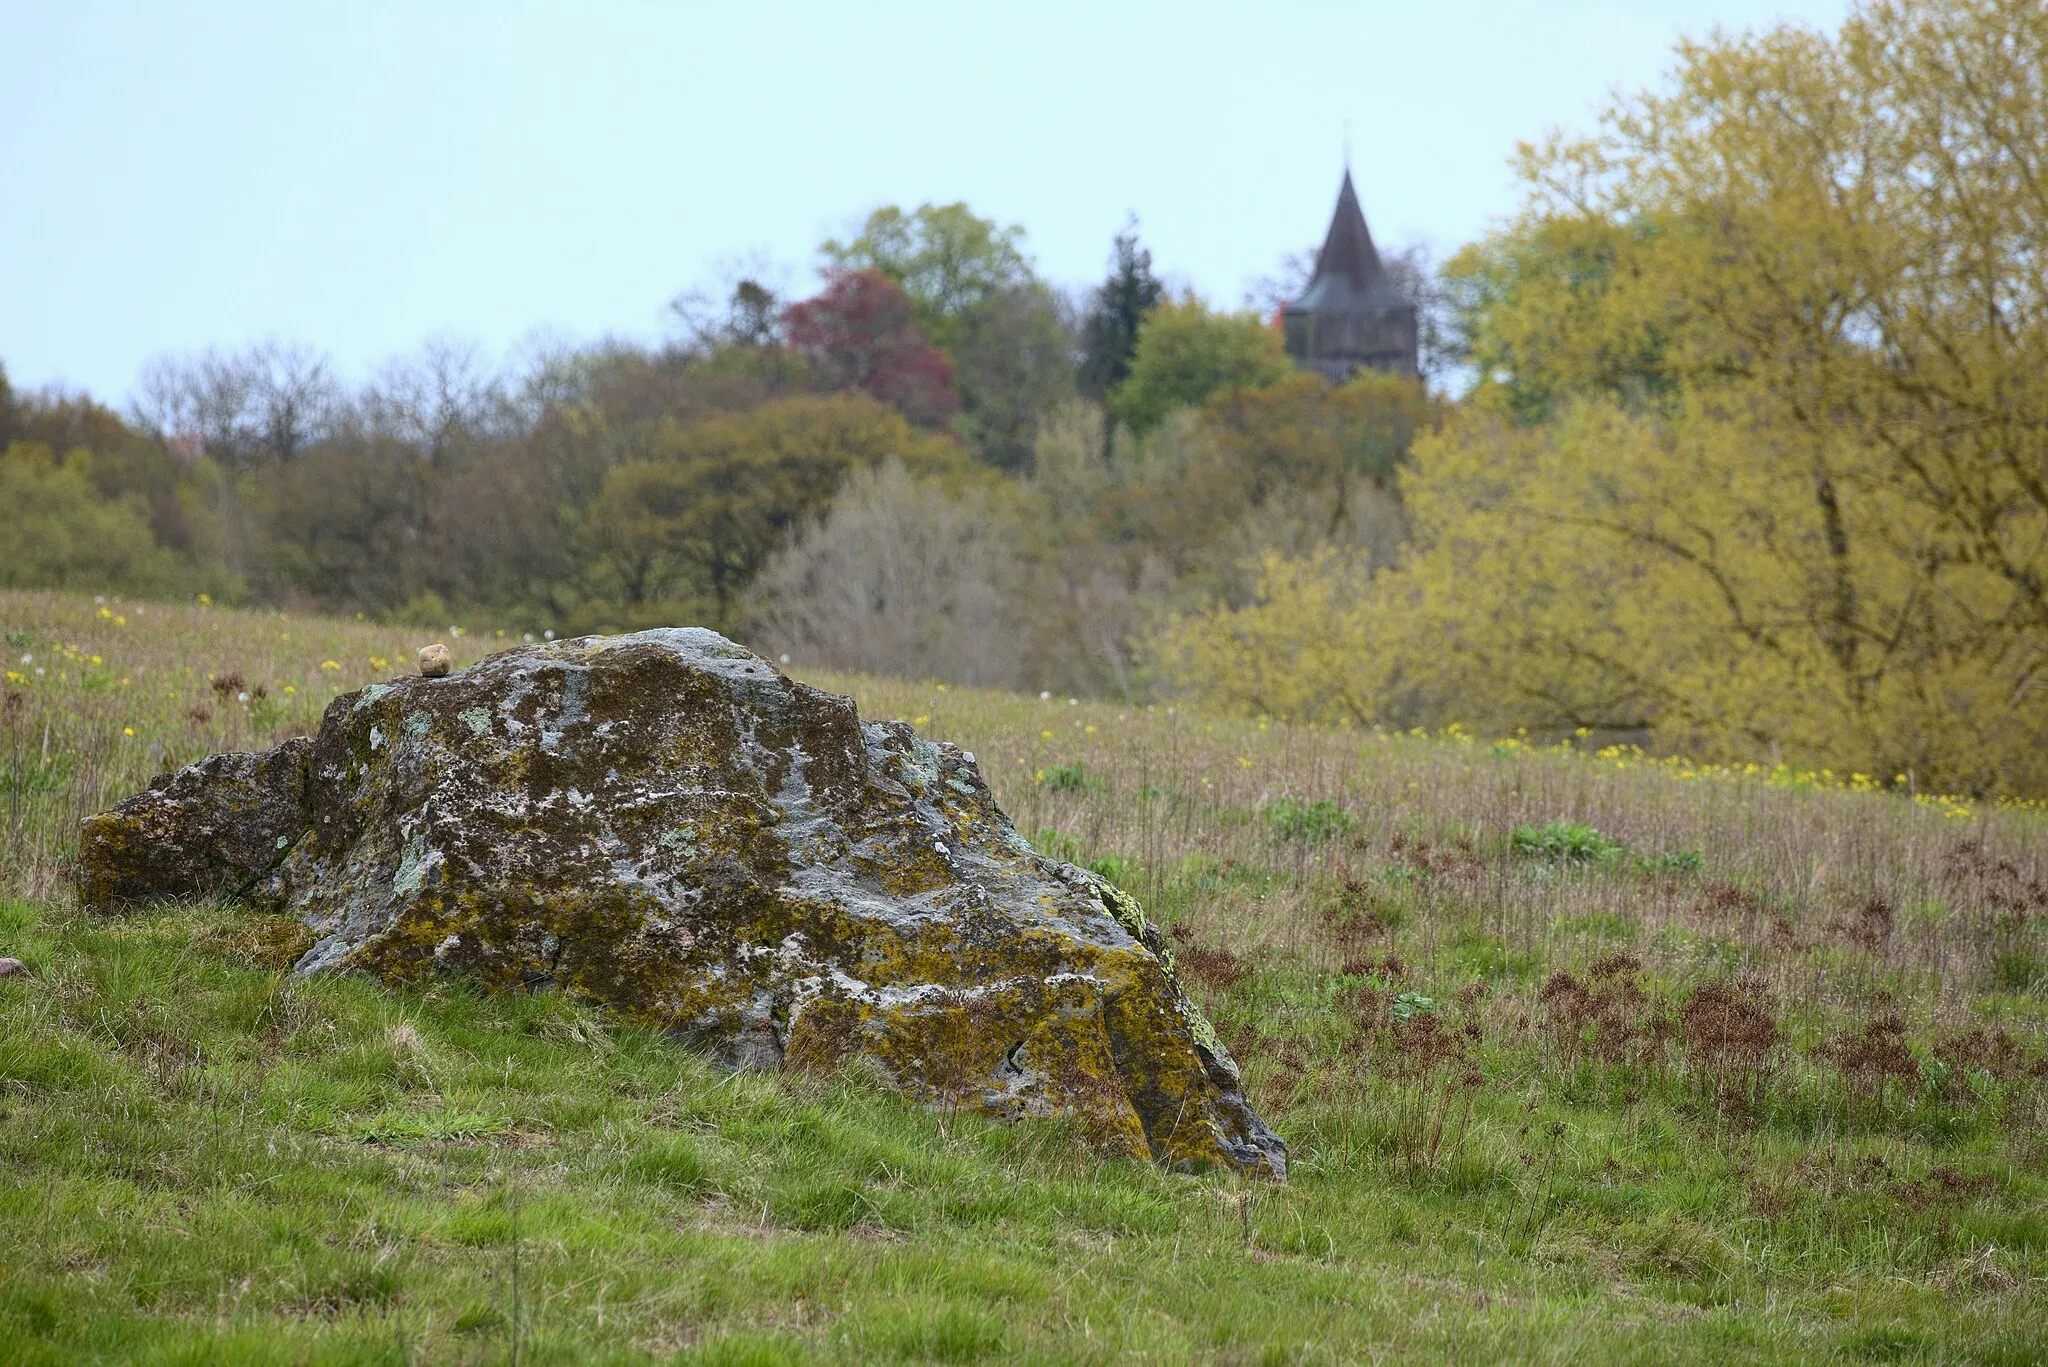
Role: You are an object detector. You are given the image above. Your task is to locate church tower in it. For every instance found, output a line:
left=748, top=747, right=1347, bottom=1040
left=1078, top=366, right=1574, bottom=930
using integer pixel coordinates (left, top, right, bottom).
left=1282, top=171, right=1418, bottom=381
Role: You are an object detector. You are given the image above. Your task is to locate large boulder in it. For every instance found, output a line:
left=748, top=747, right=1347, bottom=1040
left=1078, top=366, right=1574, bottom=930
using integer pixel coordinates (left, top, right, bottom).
left=78, top=629, right=1284, bottom=1177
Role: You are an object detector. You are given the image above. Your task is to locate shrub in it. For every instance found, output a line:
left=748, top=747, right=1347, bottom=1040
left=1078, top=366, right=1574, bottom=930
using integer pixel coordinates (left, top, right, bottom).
left=1037, top=761, right=1102, bottom=794
left=1265, top=797, right=1356, bottom=843
left=1640, top=849, right=1703, bottom=874
left=1512, top=820, right=1623, bottom=864
left=1679, top=977, right=1779, bottom=1091
left=0, top=444, right=182, bottom=595
left=1084, top=854, right=1133, bottom=884
left=1030, top=827, right=1081, bottom=862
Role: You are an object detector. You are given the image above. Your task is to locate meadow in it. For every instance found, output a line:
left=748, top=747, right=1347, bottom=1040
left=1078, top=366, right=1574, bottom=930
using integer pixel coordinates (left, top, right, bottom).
left=3, top=587, right=2047, bottom=1364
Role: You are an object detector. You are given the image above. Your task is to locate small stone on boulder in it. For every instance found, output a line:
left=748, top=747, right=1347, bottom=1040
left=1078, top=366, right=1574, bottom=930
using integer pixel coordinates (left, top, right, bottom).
left=76, top=628, right=1285, bottom=1177
left=417, top=643, right=452, bottom=678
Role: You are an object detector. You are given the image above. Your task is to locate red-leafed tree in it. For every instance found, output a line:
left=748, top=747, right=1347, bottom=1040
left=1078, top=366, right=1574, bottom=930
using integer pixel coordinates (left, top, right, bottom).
left=782, top=269, right=961, bottom=429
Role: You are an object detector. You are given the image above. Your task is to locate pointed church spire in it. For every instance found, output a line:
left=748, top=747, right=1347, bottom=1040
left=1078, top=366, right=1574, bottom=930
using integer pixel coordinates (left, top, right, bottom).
left=1304, top=170, right=1395, bottom=307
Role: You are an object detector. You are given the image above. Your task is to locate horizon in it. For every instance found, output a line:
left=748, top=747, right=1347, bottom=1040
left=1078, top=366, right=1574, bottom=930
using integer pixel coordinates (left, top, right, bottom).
left=3, top=0, right=1851, bottom=405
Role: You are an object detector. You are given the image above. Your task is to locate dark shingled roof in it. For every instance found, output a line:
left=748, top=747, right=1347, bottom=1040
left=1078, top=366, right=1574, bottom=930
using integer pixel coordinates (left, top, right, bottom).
left=1290, top=170, right=1403, bottom=315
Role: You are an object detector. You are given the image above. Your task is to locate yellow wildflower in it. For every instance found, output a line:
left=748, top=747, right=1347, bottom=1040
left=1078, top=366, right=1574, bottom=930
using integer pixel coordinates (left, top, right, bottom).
left=319, top=660, right=341, bottom=671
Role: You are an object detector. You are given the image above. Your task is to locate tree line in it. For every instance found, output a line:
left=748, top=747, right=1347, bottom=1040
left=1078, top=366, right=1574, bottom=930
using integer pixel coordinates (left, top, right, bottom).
left=6, top=0, right=2043, bottom=794
left=2, top=201, right=1439, bottom=699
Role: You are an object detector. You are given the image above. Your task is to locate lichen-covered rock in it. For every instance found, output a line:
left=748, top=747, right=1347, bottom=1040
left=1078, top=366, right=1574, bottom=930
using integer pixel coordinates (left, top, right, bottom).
left=78, top=629, right=1284, bottom=1177
left=77, top=739, right=312, bottom=909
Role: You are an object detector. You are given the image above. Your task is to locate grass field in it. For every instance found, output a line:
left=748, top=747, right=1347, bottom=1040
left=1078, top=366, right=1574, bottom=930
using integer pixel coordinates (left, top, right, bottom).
left=4, top=588, right=2048, bottom=1364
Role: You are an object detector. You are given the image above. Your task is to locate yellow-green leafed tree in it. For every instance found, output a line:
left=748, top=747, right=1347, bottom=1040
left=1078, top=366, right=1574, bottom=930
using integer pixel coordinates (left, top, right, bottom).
left=1145, top=548, right=1390, bottom=725
left=0, top=442, right=182, bottom=596
left=1108, top=298, right=1290, bottom=439
left=1154, top=0, right=2048, bottom=794
left=1155, top=396, right=2044, bottom=791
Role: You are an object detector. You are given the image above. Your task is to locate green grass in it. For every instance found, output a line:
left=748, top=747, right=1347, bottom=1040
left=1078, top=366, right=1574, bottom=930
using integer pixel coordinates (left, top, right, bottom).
left=4, top=899, right=2046, bottom=1365
left=5, top=589, right=2048, bottom=1362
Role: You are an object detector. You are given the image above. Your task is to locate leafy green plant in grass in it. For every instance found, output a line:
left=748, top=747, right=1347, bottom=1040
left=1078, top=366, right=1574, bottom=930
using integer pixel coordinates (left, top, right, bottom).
left=1, top=755, right=72, bottom=800
left=1639, top=849, right=1704, bottom=874
left=1392, top=991, right=1436, bottom=1022
left=1084, top=853, right=1134, bottom=884
left=1264, top=796, right=1356, bottom=843
left=1030, top=826, right=1081, bottom=862
left=1992, top=944, right=2044, bottom=994
left=1028, top=828, right=1134, bottom=885
left=1036, top=761, right=1103, bottom=794
left=1512, top=819, right=1624, bottom=864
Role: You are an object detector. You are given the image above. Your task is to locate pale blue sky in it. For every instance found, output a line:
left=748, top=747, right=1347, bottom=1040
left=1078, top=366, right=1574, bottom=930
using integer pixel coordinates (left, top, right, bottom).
left=2, top=1, right=1851, bottom=403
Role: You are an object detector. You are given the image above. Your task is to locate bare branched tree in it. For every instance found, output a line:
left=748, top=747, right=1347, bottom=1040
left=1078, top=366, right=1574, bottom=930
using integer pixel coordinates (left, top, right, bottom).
left=359, top=336, right=508, bottom=465
left=132, top=347, right=257, bottom=465
left=131, top=338, right=341, bottom=467
left=668, top=252, right=796, bottom=355
left=245, top=338, right=340, bottom=461
left=747, top=460, right=1026, bottom=687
